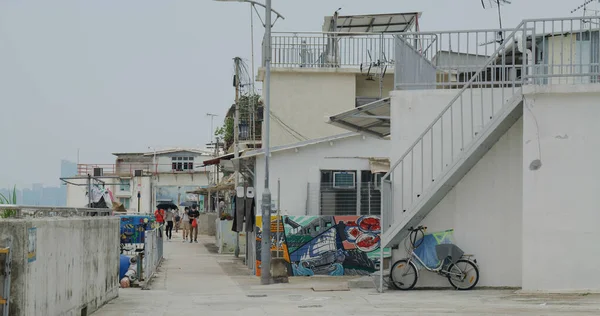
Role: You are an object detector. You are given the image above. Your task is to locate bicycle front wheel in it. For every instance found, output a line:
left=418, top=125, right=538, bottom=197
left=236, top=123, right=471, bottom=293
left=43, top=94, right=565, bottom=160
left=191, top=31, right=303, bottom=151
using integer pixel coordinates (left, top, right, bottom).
left=447, top=259, right=479, bottom=290
left=390, top=259, right=418, bottom=290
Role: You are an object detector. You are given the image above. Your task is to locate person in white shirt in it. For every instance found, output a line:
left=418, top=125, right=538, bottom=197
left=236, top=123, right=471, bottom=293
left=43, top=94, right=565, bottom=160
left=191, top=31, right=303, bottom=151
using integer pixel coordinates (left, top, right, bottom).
left=181, top=207, right=190, bottom=242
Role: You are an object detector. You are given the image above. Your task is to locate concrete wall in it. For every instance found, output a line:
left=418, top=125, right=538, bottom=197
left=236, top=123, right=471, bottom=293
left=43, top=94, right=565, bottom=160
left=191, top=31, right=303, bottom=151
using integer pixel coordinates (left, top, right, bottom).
left=521, top=85, right=600, bottom=292
left=263, top=69, right=357, bottom=147
left=253, top=134, right=390, bottom=216
left=389, top=88, right=523, bottom=287
left=0, top=217, right=120, bottom=316
left=215, top=219, right=246, bottom=254
left=198, top=213, right=218, bottom=236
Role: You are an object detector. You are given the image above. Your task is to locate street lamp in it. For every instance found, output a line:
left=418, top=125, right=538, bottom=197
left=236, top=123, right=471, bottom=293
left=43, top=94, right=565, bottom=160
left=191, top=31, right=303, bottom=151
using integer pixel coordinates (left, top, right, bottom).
left=214, top=0, right=281, bottom=286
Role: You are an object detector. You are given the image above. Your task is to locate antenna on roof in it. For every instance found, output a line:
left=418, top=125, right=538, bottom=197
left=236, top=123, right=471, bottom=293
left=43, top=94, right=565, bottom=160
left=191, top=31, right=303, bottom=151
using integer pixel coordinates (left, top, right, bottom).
left=570, top=0, right=600, bottom=27
left=480, top=0, right=511, bottom=46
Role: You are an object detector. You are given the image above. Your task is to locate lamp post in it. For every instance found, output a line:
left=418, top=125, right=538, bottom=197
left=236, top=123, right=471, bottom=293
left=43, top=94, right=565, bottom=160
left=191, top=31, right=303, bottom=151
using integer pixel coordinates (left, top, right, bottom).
left=214, top=0, right=282, bottom=285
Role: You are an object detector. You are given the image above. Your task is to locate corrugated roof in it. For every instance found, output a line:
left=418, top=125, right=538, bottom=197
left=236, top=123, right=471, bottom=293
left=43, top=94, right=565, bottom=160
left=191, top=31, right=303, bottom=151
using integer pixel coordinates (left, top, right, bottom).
left=326, top=98, right=391, bottom=138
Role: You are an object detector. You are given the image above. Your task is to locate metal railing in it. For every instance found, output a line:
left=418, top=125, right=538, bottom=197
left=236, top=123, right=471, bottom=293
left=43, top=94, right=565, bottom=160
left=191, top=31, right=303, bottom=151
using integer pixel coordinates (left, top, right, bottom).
left=142, top=225, right=163, bottom=286
left=394, top=28, right=522, bottom=89
left=77, top=163, right=209, bottom=177
left=271, top=32, right=395, bottom=68
left=381, top=16, right=600, bottom=235
left=0, top=205, right=112, bottom=218
left=306, top=182, right=381, bottom=216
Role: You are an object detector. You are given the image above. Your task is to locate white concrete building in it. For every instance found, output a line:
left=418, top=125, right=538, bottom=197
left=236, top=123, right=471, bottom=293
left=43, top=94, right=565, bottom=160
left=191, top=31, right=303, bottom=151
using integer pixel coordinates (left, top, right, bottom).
left=238, top=133, right=390, bottom=216
left=327, top=18, right=600, bottom=292
left=64, top=148, right=214, bottom=212
left=257, top=12, right=420, bottom=148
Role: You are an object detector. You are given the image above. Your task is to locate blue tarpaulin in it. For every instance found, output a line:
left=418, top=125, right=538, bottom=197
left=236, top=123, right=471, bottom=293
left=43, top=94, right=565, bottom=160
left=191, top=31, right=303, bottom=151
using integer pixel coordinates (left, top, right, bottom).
left=413, top=229, right=454, bottom=269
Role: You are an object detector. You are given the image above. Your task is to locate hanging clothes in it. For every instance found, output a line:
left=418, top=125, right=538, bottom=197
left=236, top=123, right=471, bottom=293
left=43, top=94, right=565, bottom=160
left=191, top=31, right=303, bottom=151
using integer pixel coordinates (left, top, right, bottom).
left=244, top=197, right=255, bottom=233
left=232, top=196, right=246, bottom=233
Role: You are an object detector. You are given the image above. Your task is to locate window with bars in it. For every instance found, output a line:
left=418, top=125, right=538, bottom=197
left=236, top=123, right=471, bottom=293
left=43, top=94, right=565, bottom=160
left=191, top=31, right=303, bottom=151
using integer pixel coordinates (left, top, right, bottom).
left=171, top=157, right=194, bottom=171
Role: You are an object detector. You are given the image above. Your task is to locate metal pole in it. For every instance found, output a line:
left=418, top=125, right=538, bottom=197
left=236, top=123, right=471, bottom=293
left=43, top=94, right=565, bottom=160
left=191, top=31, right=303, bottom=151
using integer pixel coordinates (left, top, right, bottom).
left=250, top=5, right=256, bottom=92
left=234, top=57, right=241, bottom=258
left=260, top=0, right=273, bottom=285
left=276, top=178, right=281, bottom=258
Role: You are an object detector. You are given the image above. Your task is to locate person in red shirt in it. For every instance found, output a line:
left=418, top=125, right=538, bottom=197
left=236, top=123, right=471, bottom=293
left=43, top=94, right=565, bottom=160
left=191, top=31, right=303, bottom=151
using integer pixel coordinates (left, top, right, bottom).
left=154, top=208, right=165, bottom=237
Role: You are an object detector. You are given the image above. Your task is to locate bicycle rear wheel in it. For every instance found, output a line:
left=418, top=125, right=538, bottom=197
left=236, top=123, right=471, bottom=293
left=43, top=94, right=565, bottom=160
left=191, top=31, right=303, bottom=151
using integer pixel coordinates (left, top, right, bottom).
left=447, top=259, right=479, bottom=290
left=390, top=259, right=418, bottom=290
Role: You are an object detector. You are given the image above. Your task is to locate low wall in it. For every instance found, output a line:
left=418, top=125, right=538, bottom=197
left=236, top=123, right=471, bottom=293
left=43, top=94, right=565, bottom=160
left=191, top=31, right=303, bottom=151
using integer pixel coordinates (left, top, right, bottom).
left=198, top=213, right=218, bottom=236
left=0, top=217, right=120, bottom=316
left=215, top=219, right=247, bottom=254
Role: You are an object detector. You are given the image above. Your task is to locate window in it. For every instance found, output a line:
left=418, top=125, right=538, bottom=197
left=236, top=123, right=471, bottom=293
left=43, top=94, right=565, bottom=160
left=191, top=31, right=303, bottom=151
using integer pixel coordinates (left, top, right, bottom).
left=319, top=170, right=357, bottom=216
left=121, top=198, right=130, bottom=209
left=171, top=157, right=194, bottom=171
left=119, top=179, right=130, bottom=191
left=360, top=171, right=382, bottom=216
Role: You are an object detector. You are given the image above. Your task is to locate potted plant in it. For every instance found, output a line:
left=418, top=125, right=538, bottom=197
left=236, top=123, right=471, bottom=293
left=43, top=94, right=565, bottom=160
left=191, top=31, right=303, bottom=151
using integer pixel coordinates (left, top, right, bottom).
left=219, top=212, right=233, bottom=221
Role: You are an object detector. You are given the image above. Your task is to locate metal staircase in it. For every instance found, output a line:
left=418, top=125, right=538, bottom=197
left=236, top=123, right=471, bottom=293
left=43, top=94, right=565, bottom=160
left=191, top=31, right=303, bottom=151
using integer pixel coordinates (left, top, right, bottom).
left=380, top=23, right=529, bottom=249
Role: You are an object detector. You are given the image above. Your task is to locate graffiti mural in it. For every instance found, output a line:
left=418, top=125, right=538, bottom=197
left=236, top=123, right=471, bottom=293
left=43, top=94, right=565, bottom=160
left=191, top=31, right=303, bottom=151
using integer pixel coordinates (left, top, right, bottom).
left=120, top=215, right=154, bottom=244
left=255, top=215, right=390, bottom=277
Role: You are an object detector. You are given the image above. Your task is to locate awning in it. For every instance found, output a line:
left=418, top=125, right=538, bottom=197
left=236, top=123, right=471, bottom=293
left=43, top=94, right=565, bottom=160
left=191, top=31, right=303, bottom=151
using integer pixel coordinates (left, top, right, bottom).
left=326, top=98, right=391, bottom=138
left=202, top=153, right=234, bottom=166
left=369, top=158, right=390, bottom=174
left=187, top=174, right=236, bottom=194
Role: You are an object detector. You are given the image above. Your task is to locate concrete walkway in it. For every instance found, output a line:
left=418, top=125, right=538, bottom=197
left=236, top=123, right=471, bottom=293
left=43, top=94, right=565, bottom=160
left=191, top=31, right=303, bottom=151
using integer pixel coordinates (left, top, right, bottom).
left=94, top=234, right=600, bottom=315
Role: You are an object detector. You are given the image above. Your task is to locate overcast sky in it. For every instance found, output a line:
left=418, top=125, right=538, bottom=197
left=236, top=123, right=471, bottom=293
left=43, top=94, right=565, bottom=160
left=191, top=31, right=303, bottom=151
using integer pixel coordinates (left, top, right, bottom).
left=0, top=0, right=585, bottom=188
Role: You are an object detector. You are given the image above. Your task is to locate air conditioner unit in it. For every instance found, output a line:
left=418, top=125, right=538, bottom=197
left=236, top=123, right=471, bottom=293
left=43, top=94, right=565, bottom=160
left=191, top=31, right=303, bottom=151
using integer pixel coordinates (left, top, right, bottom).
left=93, top=168, right=103, bottom=177
left=332, top=172, right=355, bottom=189
left=134, top=170, right=143, bottom=177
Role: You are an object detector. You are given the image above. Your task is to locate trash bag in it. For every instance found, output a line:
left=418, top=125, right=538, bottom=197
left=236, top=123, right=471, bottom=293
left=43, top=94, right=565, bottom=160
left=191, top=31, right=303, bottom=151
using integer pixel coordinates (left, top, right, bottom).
left=413, top=229, right=455, bottom=269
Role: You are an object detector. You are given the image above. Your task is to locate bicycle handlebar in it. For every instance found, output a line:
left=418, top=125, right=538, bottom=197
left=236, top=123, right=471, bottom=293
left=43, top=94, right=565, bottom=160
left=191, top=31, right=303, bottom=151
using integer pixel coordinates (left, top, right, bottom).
left=408, top=226, right=427, bottom=232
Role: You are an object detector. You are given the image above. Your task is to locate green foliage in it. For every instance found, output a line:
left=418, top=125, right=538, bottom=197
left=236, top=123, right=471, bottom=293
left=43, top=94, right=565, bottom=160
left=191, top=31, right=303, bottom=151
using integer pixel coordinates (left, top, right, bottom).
left=214, top=116, right=234, bottom=146
left=0, top=185, right=18, bottom=218
left=214, top=93, right=262, bottom=151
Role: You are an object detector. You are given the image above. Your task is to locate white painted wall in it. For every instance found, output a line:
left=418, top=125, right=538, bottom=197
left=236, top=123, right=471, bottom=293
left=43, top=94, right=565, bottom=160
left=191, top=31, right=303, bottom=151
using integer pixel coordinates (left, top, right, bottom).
left=522, top=85, right=600, bottom=292
left=265, top=70, right=357, bottom=147
left=253, top=135, right=390, bottom=216
left=389, top=88, right=523, bottom=287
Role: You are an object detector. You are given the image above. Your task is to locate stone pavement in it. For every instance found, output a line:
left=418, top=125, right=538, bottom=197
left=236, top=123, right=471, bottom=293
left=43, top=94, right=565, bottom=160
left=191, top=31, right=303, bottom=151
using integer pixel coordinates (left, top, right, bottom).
left=93, top=234, right=600, bottom=316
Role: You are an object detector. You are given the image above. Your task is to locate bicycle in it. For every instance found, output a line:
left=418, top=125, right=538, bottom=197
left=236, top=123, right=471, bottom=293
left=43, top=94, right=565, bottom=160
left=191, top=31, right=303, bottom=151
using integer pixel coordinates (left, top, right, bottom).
left=390, top=226, right=480, bottom=290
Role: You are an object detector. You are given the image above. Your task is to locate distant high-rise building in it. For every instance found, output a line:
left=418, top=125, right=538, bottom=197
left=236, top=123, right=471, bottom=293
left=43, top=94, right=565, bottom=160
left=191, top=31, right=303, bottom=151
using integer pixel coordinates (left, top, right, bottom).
left=61, top=160, right=77, bottom=179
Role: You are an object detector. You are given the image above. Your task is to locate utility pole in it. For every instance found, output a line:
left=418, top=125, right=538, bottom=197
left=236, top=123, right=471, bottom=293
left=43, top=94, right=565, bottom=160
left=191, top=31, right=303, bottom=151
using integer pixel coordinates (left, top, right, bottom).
left=206, top=113, right=218, bottom=144
left=260, top=0, right=273, bottom=286
left=233, top=57, right=242, bottom=258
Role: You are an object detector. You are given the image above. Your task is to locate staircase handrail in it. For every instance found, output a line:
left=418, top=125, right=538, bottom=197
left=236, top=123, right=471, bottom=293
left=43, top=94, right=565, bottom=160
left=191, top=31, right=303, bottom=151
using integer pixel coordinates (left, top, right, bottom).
left=381, top=20, right=527, bottom=183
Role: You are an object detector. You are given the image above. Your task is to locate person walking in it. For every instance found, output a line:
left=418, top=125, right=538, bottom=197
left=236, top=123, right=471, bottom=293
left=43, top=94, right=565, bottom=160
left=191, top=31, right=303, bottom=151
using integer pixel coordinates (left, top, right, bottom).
left=165, top=208, right=174, bottom=240
left=174, top=209, right=181, bottom=233
left=188, top=205, right=200, bottom=243
left=154, top=208, right=165, bottom=238
left=182, top=207, right=190, bottom=243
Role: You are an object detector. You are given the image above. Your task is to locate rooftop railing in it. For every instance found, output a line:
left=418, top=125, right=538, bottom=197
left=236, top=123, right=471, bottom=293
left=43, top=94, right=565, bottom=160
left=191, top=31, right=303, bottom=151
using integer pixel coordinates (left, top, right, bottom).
left=271, top=32, right=395, bottom=68
left=395, top=17, right=600, bottom=89
left=76, top=163, right=210, bottom=177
